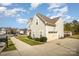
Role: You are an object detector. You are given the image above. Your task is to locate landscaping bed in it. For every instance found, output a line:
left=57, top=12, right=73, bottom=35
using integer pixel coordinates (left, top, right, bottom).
left=16, top=35, right=43, bottom=46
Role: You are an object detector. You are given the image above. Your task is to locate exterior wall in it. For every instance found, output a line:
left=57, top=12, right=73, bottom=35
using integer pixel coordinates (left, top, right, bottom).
left=30, top=15, right=46, bottom=38
left=46, top=25, right=58, bottom=41
left=55, top=18, right=64, bottom=38
left=45, top=18, right=64, bottom=41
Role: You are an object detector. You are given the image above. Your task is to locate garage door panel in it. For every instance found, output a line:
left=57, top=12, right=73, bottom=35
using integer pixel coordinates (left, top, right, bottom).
left=47, top=33, right=58, bottom=41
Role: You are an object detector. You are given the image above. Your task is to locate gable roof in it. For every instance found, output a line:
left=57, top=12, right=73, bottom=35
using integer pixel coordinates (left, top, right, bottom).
left=36, top=13, right=60, bottom=26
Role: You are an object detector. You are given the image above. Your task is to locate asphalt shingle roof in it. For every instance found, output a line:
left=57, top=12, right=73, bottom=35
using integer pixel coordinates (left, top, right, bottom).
left=36, top=13, right=60, bottom=26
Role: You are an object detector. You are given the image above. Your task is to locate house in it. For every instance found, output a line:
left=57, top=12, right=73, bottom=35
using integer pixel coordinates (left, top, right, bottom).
left=27, top=13, right=64, bottom=41
left=17, top=29, right=27, bottom=35
left=0, top=28, right=6, bottom=35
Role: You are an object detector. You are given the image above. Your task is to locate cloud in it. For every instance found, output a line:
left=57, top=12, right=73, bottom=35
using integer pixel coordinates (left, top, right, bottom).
left=64, top=15, right=71, bottom=20
left=48, top=3, right=66, bottom=12
left=53, top=6, right=68, bottom=12
left=0, top=7, right=7, bottom=13
left=64, top=15, right=73, bottom=23
left=47, top=3, right=68, bottom=20
left=50, top=6, right=68, bottom=19
left=0, top=3, right=12, bottom=6
left=16, top=18, right=28, bottom=24
left=77, top=19, right=79, bottom=22
left=4, top=8, right=26, bottom=16
left=53, top=6, right=68, bottom=16
left=50, top=16, right=58, bottom=19
left=0, top=6, right=27, bottom=17
left=30, top=3, right=41, bottom=10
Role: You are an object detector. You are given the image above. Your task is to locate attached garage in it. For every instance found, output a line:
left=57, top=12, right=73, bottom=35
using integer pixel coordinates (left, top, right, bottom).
left=47, top=31, right=58, bottom=41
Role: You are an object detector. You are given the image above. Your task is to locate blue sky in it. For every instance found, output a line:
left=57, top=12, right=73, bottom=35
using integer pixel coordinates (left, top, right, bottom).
left=0, top=3, right=79, bottom=29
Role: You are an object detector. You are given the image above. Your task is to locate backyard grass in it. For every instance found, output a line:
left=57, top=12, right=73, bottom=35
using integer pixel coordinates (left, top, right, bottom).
left=70, top=35, right=79, bottom=39
left=16, top=35, right=43, bottom=46
left=3, top=38, right=16, bottom=51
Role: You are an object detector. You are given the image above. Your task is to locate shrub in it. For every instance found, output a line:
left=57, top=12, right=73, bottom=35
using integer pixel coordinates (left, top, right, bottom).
left=34, top=38, right=40, bottom=41
left=40, top=37, right=47, bottom=42
left=27, top=36, right=32, bottom=39
left=34, top=37, right=47, bottom=42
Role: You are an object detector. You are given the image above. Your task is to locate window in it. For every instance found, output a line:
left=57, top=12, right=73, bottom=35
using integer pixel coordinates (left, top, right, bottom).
left=36, top=19, right=38, bottom=25
left=40, top=31, right=42, bottom=37
left=36, top=22, right=38, bottom=25
left=48, top=31, right=57, bottom=33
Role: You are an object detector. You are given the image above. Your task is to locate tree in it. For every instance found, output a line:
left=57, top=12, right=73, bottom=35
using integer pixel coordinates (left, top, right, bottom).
left=72, top=20, right=78, bottom=25
left=64, top=20, right=79, bottom=35
left=72, top=20, right=79, bottom=34
left=64, top=23, right=72, bottom=31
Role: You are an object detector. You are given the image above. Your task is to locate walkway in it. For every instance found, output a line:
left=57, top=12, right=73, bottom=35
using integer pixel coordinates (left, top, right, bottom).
left=10, top=37, right=39, bottom=56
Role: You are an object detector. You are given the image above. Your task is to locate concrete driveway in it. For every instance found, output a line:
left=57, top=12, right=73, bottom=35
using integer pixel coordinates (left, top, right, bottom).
left=1, top=37, right=79, bottom=56
left=32, top=38, right=79, bottom=56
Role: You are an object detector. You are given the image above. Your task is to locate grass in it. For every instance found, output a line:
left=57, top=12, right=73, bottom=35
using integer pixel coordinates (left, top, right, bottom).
left=3, top=38, right=16, bottom=51
left=70, top=35, right=79, bottom=39
left=16, top=35, right=43, bottom=46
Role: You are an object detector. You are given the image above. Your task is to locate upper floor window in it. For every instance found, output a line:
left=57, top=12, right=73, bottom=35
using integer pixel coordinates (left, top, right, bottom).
left=36, top=19, right=38, bottom=25
left=36, top=22, right=38, bottom=25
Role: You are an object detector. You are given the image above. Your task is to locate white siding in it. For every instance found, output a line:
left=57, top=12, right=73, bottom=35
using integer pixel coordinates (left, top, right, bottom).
left=46, top=26, right=55, bottom=36
left=45, top=18, right=64, bottom=41
left=30, top=15, right=46, bottom=38
left=46, top=25, right=58, bottom=41
left=55, top=18, right=64, bottom=38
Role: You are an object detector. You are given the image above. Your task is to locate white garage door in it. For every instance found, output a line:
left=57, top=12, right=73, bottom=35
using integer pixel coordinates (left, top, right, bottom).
left=47, top=33, right=58, bottom=41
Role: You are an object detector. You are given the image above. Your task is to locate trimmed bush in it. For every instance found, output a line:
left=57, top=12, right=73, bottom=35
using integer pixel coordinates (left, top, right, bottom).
left=34, top=38, right=40, bottom=41
left=27, top=36, right=32, bottom=39
left=34, top=37, right=47, bottom=42
left=40, top=37, right=47, bottom=42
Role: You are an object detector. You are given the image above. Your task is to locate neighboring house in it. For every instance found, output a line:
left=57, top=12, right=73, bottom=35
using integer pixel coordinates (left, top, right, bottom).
left=27, top=13, right=64, bottom=41
left=17, top=29, right=27, bottom=35
left=0, top=28, right=6, bottom=35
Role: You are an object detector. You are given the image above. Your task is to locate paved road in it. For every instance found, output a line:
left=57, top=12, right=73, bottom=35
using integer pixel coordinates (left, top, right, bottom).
left=1, top=37, right=79, bottom=56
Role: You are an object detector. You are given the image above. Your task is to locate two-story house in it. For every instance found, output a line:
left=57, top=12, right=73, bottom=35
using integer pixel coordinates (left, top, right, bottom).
left=27, top=13, right=64, bottom=41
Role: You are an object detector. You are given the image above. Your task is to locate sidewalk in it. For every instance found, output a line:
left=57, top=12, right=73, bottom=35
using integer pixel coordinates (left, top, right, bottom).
left=10, top=37, right=38, bottom=56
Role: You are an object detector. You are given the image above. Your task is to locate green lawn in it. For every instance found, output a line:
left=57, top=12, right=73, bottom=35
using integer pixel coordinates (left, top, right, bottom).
left=16, top=35, right=43, bottom=46
left=3, top=38, right=16, bottom=51
left=70, top=35, right=79, bottom=39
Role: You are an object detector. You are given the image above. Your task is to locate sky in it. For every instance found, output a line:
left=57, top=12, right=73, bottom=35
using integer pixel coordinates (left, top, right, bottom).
left=0, top=3, right=79, bottom=29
